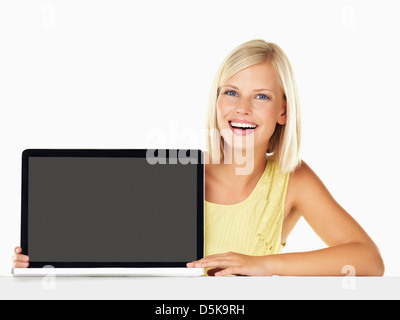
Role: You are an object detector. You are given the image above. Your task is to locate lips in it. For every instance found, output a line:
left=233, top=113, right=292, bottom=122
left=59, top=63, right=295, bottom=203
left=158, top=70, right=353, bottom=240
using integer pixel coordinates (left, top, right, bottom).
left=228, top=120, right=258, bottom=136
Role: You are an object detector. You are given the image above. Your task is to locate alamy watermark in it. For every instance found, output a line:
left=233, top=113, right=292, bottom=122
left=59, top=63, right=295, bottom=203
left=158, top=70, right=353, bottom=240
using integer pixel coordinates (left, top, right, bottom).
left=41, top=5, right=56, bottom=30
left=41, top=265, right=56, bottom=290
left=341, top=265, right=356, bottom=290
left=145, top=124, right=256, bottom=176
left=341, top=5, right=356, bottom=30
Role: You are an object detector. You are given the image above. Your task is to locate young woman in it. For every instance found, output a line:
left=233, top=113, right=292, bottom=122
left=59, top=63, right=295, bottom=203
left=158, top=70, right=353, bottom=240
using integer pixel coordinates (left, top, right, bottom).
left=186, top=39, right=384, bottom=276
left=13, top=40, right=384, bottom=276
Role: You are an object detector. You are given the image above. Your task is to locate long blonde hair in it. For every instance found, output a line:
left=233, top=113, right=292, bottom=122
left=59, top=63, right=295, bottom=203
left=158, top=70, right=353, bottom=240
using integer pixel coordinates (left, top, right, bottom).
left=205, top=39, right=302, bottom=174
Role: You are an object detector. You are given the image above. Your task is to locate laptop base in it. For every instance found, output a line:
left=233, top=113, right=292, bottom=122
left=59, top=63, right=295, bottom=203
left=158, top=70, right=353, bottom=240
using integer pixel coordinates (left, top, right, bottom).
left=12, top=267, right=205, bottom=277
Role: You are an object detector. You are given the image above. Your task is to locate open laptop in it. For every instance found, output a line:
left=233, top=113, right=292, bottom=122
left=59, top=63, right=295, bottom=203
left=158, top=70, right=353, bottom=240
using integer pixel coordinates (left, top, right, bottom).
left=12, top=149, right=204, bottom=276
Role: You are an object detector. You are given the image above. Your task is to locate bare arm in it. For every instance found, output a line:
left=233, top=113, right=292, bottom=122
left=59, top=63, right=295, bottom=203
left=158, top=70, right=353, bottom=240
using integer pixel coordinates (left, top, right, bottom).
left=266, top=160, right=384, bottom=276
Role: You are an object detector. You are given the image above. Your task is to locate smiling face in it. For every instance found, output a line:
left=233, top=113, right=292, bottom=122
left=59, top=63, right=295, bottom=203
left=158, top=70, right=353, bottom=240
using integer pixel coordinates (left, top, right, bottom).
left=216, top=60, right=287, bottom=154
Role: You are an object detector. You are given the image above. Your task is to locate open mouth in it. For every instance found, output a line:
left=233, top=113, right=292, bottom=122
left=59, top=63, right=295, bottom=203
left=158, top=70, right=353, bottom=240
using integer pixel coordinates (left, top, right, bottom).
left=228, top=121, right=258, bottom=136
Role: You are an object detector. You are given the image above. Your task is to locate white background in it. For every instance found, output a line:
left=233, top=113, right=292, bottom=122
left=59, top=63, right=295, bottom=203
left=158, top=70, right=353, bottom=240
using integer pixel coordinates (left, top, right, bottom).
left=0, top=0, right=399, bottom=277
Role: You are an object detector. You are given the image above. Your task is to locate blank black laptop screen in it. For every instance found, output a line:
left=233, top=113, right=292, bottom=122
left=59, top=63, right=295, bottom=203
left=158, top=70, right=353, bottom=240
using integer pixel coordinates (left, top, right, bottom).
left=22, top=149, right=203, bottom=267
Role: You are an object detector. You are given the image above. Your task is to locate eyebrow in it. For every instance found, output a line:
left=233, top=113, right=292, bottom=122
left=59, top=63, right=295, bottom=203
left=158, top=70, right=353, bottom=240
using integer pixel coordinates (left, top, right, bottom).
left=222, top=84, right=274, bottom=93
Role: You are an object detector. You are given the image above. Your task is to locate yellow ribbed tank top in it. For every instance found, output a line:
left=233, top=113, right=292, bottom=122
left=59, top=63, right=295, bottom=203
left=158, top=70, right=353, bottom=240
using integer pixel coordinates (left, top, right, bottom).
left=204, top=156, right=290, bottom=262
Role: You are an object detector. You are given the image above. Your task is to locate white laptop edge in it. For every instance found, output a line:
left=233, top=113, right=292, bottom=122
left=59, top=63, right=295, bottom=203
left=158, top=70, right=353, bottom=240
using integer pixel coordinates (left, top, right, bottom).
left=12, top=267, right=205, bottom=277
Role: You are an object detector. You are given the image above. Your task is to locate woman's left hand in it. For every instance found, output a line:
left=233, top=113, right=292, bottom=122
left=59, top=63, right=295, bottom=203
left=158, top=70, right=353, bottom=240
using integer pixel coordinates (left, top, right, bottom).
left=186, top=251, right=274, bottom=276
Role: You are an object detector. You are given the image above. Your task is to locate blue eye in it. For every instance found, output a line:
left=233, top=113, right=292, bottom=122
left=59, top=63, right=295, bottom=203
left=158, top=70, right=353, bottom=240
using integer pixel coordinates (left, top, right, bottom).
left=225, top=90, right=237, bottom=96
left=223, top=90, right=270, bottom=100
left=257, top=94, right=270, bottom=100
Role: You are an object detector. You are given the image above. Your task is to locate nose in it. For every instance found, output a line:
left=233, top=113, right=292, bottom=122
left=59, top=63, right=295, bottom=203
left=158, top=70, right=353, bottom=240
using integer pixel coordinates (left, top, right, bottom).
left=235, top=98, right=252, bottom=115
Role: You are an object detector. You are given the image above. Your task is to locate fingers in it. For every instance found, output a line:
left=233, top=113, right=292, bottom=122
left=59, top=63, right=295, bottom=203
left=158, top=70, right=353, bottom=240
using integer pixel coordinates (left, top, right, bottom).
left=189, top=258, right=233, bottom=269
left=206, top=267, right=224, bottom=276
left=187, top=252, right=236, bottom=268
left=187, top=252, right=251, bottom=276
left=214, top=267, right=241, bottom=277
left=12, top=246, right=30, bottom=268
left=188, top=261, right=242, bottom=276
left=12, top=254, right=29, bottom=263
left=12, top=261, right=29, bottom=268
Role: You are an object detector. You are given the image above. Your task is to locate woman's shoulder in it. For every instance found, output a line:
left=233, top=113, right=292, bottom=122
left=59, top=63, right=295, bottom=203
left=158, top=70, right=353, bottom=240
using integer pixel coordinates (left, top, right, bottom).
left=289, top=159, right=318, bottom=185
left=286, top=159, right=326, bottom=211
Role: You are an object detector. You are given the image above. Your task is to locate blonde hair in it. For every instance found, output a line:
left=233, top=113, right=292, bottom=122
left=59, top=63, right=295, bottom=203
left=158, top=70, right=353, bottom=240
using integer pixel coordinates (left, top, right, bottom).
left=205, top=39, right=302, bottom=174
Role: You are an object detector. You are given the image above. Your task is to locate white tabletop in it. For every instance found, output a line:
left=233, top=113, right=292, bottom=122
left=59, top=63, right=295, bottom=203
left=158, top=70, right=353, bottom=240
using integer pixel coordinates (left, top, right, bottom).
left=1, top=276, right=399, bottom=300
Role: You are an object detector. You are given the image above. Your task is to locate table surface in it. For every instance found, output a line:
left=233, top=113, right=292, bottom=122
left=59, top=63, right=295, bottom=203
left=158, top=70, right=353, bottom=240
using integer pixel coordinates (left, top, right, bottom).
left=1, top=275, right=399, bottom=300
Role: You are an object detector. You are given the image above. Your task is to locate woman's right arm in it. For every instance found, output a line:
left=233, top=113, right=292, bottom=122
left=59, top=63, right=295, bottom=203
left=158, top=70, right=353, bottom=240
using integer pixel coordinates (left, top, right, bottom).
left=12, top=247, right=29, bottom=268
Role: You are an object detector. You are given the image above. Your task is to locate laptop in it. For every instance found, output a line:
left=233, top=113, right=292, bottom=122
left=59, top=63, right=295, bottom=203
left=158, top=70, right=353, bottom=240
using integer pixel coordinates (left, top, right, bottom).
left=12, top=149, right=205, bottom=276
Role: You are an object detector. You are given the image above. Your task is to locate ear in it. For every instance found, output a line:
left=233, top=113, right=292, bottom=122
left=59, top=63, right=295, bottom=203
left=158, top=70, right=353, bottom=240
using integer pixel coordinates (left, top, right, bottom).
left=277, top=100, right=287, bottom=125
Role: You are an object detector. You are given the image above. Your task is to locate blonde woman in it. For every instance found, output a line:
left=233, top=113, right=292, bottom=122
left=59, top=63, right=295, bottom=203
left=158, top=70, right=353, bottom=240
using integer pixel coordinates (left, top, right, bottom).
left=13, top=40, right=384, bottom=276
left=186, top=39, right=384, bottom=276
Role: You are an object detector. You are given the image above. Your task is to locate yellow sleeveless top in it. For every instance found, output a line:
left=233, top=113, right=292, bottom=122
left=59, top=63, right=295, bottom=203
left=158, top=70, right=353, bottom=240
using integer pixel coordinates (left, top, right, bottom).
left=204, top=156, right=290, bottom=262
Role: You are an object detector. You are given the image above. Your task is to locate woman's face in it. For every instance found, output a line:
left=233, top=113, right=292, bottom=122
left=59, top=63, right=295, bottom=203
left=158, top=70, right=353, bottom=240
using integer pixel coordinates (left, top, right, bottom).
left=216, top=61, right=287, bottom=154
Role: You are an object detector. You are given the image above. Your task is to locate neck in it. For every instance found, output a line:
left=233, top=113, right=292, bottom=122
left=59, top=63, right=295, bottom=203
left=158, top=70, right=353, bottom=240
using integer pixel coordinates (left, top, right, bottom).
left=219, top=145, right=268, bottom=185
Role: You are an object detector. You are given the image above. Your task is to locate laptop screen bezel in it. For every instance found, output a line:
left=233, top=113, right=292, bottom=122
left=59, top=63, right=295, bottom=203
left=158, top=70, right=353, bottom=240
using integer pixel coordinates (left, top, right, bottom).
left=21, top=148, right=204, bottom=268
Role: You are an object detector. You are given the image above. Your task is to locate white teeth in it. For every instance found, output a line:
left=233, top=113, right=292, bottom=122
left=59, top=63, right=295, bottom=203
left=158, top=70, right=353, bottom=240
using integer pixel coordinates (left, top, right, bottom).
left=230, top=121, right=257, bottom=129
